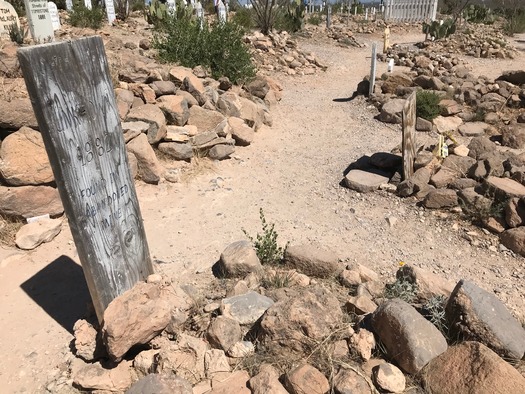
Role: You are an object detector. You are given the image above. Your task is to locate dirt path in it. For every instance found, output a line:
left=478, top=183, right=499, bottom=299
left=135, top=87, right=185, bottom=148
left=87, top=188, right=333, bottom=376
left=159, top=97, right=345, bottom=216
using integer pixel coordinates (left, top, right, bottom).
left=1, top=29, right=525, bottom=393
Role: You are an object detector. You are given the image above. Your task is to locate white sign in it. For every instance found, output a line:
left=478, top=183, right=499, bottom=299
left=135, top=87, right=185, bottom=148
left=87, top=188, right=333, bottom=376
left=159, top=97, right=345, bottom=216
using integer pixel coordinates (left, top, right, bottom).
left=106, top=0, right=116, bottom=24
left=23, top=0, right=54, bottom=43
left=0, top=0, right=19, bottom=40
left=65, top=0, right=72, bottom=10
left=47, top=2, right=60, bottom=30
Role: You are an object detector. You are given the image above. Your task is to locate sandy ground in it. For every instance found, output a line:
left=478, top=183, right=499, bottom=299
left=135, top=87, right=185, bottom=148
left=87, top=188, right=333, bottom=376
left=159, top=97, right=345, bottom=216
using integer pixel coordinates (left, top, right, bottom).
left=0, top=25, right=524, bottom=393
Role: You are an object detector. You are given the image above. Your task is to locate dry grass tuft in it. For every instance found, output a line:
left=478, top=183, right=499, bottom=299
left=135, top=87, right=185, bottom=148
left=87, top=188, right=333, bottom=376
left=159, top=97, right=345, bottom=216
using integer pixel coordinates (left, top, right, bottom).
left=0, top=215, right=23, bottom=246
left=179, top=155, right=216, bottom=184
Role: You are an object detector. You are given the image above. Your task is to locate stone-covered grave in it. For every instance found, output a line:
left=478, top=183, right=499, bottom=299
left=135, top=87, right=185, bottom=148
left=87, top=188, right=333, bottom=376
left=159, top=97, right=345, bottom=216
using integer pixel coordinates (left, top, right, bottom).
left=52, top=239, right=525, bottom=393
left=344, top=32, right=525, bottom=256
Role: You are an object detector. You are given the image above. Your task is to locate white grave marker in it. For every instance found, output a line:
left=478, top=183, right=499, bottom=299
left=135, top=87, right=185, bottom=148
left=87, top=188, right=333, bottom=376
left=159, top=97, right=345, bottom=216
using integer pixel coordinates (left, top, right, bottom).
left=65, top=0, right=72, bottom=10
left=166, top=0, right=175, bottom=15
left=47, top=2, right=60, bottom=30
left=106, top=0, right=116, bottom=24
left=23, top=0, right=54, bottom=43
left=0, top=0, right=19, bottom=40
left=218, top=0, right=226, bottom=22
left=369, top=42, right=377, bottom=96
left=84, top=0, right=92, bottom=10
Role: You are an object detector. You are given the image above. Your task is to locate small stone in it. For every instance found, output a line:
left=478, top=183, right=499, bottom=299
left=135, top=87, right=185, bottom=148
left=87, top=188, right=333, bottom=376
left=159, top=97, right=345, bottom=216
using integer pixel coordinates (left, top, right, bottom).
left=218, top=240, right=262, bottom=278
left=221, top=290, right=274, bottom=325
left=373, top=363, right=406, bottom=393
left=283, top=364, right=329, bottom=394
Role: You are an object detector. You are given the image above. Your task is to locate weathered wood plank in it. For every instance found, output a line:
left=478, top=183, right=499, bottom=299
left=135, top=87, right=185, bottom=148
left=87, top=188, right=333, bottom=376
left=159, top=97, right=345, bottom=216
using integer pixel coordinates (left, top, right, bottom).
left=402, top=91, right=417, bottom=180
left=18, top=36, right=154, bottom=322
left=369, top=42, right=377, bottom=97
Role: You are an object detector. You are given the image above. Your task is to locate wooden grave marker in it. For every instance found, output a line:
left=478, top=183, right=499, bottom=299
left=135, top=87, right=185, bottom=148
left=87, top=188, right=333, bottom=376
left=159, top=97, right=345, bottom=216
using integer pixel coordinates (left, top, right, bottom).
left=0, top=0, right=19, bottom=40
left=18, top=36, right=154, bottom=322
left=402, top=91, right=417, bottom=180
left=23, top=0, right=54, bottom=42
left=106, top=0, right=116, bottom=24
left=369, top=42, right=377, bottom=96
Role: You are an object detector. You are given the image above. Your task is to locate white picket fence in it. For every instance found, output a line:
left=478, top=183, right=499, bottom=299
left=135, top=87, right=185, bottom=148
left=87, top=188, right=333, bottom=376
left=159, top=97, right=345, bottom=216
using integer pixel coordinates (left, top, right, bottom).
left=384, top=0, right=438, bottom=23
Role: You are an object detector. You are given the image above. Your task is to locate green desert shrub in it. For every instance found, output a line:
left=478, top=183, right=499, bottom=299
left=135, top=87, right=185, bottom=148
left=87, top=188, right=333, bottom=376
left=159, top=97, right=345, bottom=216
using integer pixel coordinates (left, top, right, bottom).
left=69, top=3, right=105, bottom=29
left=416, top=90, right=441, bottom=121
left=232, top=6, right=254, bottom=30
left=154, top=15, right=255, bottom=84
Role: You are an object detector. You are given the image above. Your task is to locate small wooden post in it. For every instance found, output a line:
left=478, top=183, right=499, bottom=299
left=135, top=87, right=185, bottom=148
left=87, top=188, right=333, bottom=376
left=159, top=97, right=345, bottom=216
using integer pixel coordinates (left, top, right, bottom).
left=369, top=42, right=377, bottom=97
left=18, top=37, right=154, bottom=323
left=326, top=4, right=331, bottom=28
left=383, top=25, right=390, bottom=53
left=402, top=92, right=417, bottom=180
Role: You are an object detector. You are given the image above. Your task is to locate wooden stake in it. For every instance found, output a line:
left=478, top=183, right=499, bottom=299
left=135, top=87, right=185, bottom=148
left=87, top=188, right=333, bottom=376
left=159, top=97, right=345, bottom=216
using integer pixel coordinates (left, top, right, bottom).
left=402, top=92, right=417, bottom=180
left=18, top=36, right=154, bottom=322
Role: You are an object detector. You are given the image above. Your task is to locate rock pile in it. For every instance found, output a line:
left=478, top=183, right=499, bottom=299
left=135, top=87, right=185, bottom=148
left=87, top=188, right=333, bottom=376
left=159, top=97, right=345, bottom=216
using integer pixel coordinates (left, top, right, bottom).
left=348, top=40, right=525, bottom=255
left=246, top=30, right=328, bottom=75
left=56, top=239, right=525, bottom=393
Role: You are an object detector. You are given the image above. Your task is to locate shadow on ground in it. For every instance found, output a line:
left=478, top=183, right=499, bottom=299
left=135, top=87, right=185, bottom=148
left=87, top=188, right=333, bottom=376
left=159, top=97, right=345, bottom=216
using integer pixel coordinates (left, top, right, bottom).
left=21, top=255, right=92, bottom=334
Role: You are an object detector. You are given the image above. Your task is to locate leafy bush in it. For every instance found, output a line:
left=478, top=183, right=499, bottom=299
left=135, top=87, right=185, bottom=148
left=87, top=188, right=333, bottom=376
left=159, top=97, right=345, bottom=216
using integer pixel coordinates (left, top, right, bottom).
left=69, top=4, right=105, bottom=29
left=307, top=13, right=321, bottom=26
left=154, top=15, right=256, bottom=84
left=421, top=295, right=449, bottom=338
left=243, top=208, right=287, bottom=265
left=8, top=0, right=25, bottom=16
left=416, top=90, right=441, bottom=121
left=504, top=9, right=525, bottom=35
left=464, top=4, right=495, bottom=24
left=274, top=3, right=304, bottom=32
left=232, top=6, right=254, bottom=29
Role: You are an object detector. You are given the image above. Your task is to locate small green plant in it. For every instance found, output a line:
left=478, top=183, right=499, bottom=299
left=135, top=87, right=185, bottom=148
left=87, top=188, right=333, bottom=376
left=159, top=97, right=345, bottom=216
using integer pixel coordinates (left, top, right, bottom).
left=243, top=208, right=286, bottom=265
left=422, top=18, right=456, bottom=40
left=261, top=270, right=295, bottom=289
left=384, top=275, right=418, bottom=303
left=416, top=90, right=441, bottom=121
left=7, top=23, right=28, bottom=45
left=69, top=3, right=105, bottom=29
left=421, top=295, right=449, bottom=338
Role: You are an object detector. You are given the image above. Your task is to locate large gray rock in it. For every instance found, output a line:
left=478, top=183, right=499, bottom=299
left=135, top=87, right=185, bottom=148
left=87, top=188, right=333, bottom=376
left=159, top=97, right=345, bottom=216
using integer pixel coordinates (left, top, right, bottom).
left=378, top=99, right=406, bottom=124
left=158, top=142, right=193, bottom=161
left=221, top=290, right=274, bottom=325
left=182, top=74, right=207, bottom=105
left=423, top=189, right=458, bottom=209
left=0, top=98, right=38, bottom=130
left=445, top=280, right=525, bottom=359
left=458, top=121, right=491, bottom=137
left=0, top=127, right=53, bottom=186
left=126, top=133, right=163, bottom=184
left=218, top=240, right=262, bottom=278
left=371, top=299, right=448, bottom=374
left=421, top=341, right=525, bottom=394
left=228, top=116, right=254, bottom=146
left=381, top=72, right=413, bottom=94
left=15, top=218, right=62, bottom=250
left=397, top=167, right=432, bottom=197
left=0, top=185, right=63, bottom=219
left=102, top=282, right=172, bottom=361
left=73, top=360, right=133, bottom=392
left=216, top=91, right=243, bottom=118
left=156, top=95, right=189, bottom=126
left=187, top=106, right=226, bottom=134
left=125, top=104, right=167, bottom=144
left=482, top=176, right=525, bottom=201
left=500, top=226, right=525, bottom=256
left=208, top=144, right=235, bottom=160
left=259, top=286, right=343, bottom=355
left=496, top=70, right=525, bottom=85
left=283, top=364, right=330, bottom=394
left=126, top=373, right=192, bottom=394
left=502, top=123, right=525, bottom=149
left=206, top=316, right=242, bottom=352
left=333, top=368, right=372, bottom=394
left=468, top=136, right=497, bottom=159
left=344, top=170, right=390, bottom=193
left=249, top=364, right=288, bottom=394
left=284, top=242, right=343, bottom=278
